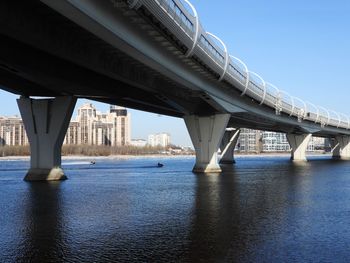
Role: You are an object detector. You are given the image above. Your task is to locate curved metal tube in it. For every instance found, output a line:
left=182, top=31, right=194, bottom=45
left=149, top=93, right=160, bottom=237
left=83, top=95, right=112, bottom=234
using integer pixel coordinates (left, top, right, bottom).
left=257, top=76, right=267, bottom=105
left=206, top=32, right=229, bottom=81
left=266, top=82, right=280, bottom=97
left=339, top=113, right=350, bottom=129
left=241, top=71, right=266, bottom=104
left=279, top=90, right=295, bottom=116
left=292, top=96, right=307, bottom=118
left=241, top=71, right=250, bottom=96
left=319, top=106, right=331, bottom=125
left=329, top=110, right=341, bottom=128
left=305, top=101, right=320, bottom=123
left=229, top=55, right=248, bottom=73
left=183, top=0, right=200, bottom=57
left=266, top=82, right=281, bottom=105
left=230, top=55, right=249, bottom=91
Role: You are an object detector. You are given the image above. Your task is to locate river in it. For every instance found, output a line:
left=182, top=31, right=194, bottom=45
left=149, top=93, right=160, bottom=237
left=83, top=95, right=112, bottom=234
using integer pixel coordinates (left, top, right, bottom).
left=1, top=156, right=350, bottom=262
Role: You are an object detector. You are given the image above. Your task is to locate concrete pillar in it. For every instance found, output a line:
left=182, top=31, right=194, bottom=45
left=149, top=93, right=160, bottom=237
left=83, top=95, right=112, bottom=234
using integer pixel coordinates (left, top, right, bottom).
left=330, top=138, right=341, bottom=159
left=333, top=136, right=350, bottom=159
left=286, top=133, right=312, bottom=161
left=184, top=114, right=230, bottom=173
left=17, top=96, right=76, bottom=181
left=219, top=129, right=240, bottom=164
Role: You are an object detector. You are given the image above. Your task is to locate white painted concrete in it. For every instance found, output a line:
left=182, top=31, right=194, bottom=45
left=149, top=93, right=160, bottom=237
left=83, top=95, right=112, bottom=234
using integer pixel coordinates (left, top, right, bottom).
left=17, top=96, right=76, bottom=181
left=286, top=133, right=312, bottom=161
left=184, top=114, right=230, bottom=173
left=330, top=139, right=341, bottom=159
left=219, top=129, right=240, bottom=164
left=334, top=136, right=350, bottom=160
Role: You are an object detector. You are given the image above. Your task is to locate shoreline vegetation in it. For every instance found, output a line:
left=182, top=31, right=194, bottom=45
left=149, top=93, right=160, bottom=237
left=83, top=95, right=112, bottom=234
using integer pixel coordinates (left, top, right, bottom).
left=0, top=145, right=329, bottom=159
left=0, top=145, right=194, bottom=157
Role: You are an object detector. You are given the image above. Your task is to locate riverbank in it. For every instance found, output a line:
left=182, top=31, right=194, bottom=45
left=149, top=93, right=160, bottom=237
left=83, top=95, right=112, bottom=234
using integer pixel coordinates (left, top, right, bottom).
left=0, top=152, right=332, bottom=161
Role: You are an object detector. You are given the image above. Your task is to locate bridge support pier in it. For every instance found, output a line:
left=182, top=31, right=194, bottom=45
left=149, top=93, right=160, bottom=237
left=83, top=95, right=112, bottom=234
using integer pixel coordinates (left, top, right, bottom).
left=184, top=114, right=230, bottom=173
left=331, top=138, right=340, bottom=159
left=17, top=96, right=76, bottom=181
left=286, top=133, right=312, bottom=162
left=332, top=136, right=350, bottom=160
left=219, top=129, right=240, bottom=164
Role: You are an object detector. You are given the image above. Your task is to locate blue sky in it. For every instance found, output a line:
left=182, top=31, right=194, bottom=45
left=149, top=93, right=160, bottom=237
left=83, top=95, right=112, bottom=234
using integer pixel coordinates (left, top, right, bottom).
left=1, top=1, right=350, bottom=145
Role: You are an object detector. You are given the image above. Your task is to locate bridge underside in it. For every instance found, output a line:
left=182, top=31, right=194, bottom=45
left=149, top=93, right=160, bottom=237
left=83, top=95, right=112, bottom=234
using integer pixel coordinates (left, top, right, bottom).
left=0, top=0, right=349, bottom=179
left=0, top=1, right=346, bottom=136
left=0, top=0, right=222, bottom=118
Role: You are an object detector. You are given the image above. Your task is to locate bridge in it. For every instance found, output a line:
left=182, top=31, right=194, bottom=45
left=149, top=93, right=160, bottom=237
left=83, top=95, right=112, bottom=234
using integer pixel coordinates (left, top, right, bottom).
left=0, top=0, right=349, bottom=180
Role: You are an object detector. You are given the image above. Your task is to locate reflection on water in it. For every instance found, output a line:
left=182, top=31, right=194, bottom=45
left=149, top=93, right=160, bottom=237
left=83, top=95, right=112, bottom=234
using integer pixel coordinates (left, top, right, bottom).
left=16, top=183, right=65, bottom=262
left=1, top=156, right=350, bottom=262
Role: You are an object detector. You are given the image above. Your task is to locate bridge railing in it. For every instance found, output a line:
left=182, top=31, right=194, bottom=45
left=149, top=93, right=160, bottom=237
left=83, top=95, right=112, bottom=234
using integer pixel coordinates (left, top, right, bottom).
left=132, top=0, right=349, bottom=131
left=156, top=0, right=194, bottom=35
left=197, top=34, right=226, bottom=70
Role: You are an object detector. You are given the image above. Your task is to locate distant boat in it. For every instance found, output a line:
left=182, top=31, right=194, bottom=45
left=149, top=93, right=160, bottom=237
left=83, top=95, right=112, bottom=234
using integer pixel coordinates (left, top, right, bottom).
left=157, top=162, right=164, bottom=168
left=90, top=160, right=96, bottom=165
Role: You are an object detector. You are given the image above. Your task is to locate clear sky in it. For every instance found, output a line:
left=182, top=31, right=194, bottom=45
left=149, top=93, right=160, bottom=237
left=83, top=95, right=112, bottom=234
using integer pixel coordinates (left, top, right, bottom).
left=1, top=1, right=350, bottom=145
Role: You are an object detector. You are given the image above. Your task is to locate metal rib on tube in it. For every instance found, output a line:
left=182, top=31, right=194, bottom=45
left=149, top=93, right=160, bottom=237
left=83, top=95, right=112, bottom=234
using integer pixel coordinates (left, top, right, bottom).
left=230, top=55, right=249, bottom=87
left=183, top=0, right=200, bottom=57
left=242, top=71, right=265, bottom=99
left=292, top=96, right=307, bottom=119
left=319, top=106, right=331, bottom=126
left=339, top=113, right=350, bottom=129
left=329, top=110, right=341, bottom=128
left=266, top=82, right=282, bottom=113
left=278, top=90, right=294, bottom=116
left=306, top=101, right=320, bottom=123
left=266, top=82, right=280, bottom=97
left=206, top=32, right=229, bottom=81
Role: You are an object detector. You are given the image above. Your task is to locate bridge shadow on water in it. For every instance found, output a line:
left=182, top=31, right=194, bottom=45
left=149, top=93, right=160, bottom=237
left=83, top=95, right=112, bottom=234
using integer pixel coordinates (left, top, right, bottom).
left=14, top=182, right=66, bottom=263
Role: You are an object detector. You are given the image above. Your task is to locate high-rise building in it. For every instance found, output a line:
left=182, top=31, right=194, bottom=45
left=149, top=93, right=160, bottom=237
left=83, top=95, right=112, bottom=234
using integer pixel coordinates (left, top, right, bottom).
left=237, top=129, right=262, bottom=153
left=148, top=133, right=171, bottom=147
left=64, top=103, right=131, bottom=146
left=0, top=103, right=131, bottom=147
left=0, top=116, right=28, bottom=146
left=242, top=130, right=326, bottom=152
left=262, top=131, right=290, bottom=152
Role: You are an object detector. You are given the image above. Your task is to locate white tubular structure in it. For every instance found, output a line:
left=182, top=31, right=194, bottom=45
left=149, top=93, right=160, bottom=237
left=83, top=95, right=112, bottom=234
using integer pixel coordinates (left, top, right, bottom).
left=292, top=96, right=307, bottom=118
left=230, top=55, right=249, bottom=86
left=266, top=82, right=280, bottom=106
left=183, top=0, right=199, bottom=57
left=141, top=0, right=350, bottom=131
left=206, top=32, right=229, bottom=81
left=330, top=110, right=341, bottom=128
left=279, top=90, right=295, bottom=116
left=339, top=113, right=350, bottom=129
left=306, top=101, right=320, bottom=123
left=266, top=82, right=284, bottom=115
left=319, top=106, right=331, bottom=125
left=266, top=82, right=280, bottom=97
left=242, top=71, right=265, bottom=103
left=257, top=76, right=267, bottom=105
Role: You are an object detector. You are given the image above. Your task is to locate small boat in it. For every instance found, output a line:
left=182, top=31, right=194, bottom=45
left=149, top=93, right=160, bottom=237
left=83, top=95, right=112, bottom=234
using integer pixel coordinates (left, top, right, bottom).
left=90, top=160, right=96, bottom=165
left=157, top=162, right=164, bottom=168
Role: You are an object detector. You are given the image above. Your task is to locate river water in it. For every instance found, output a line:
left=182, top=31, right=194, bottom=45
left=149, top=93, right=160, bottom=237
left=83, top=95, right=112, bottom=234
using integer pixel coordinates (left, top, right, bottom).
left=1, top=156, right=350, bottom=262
